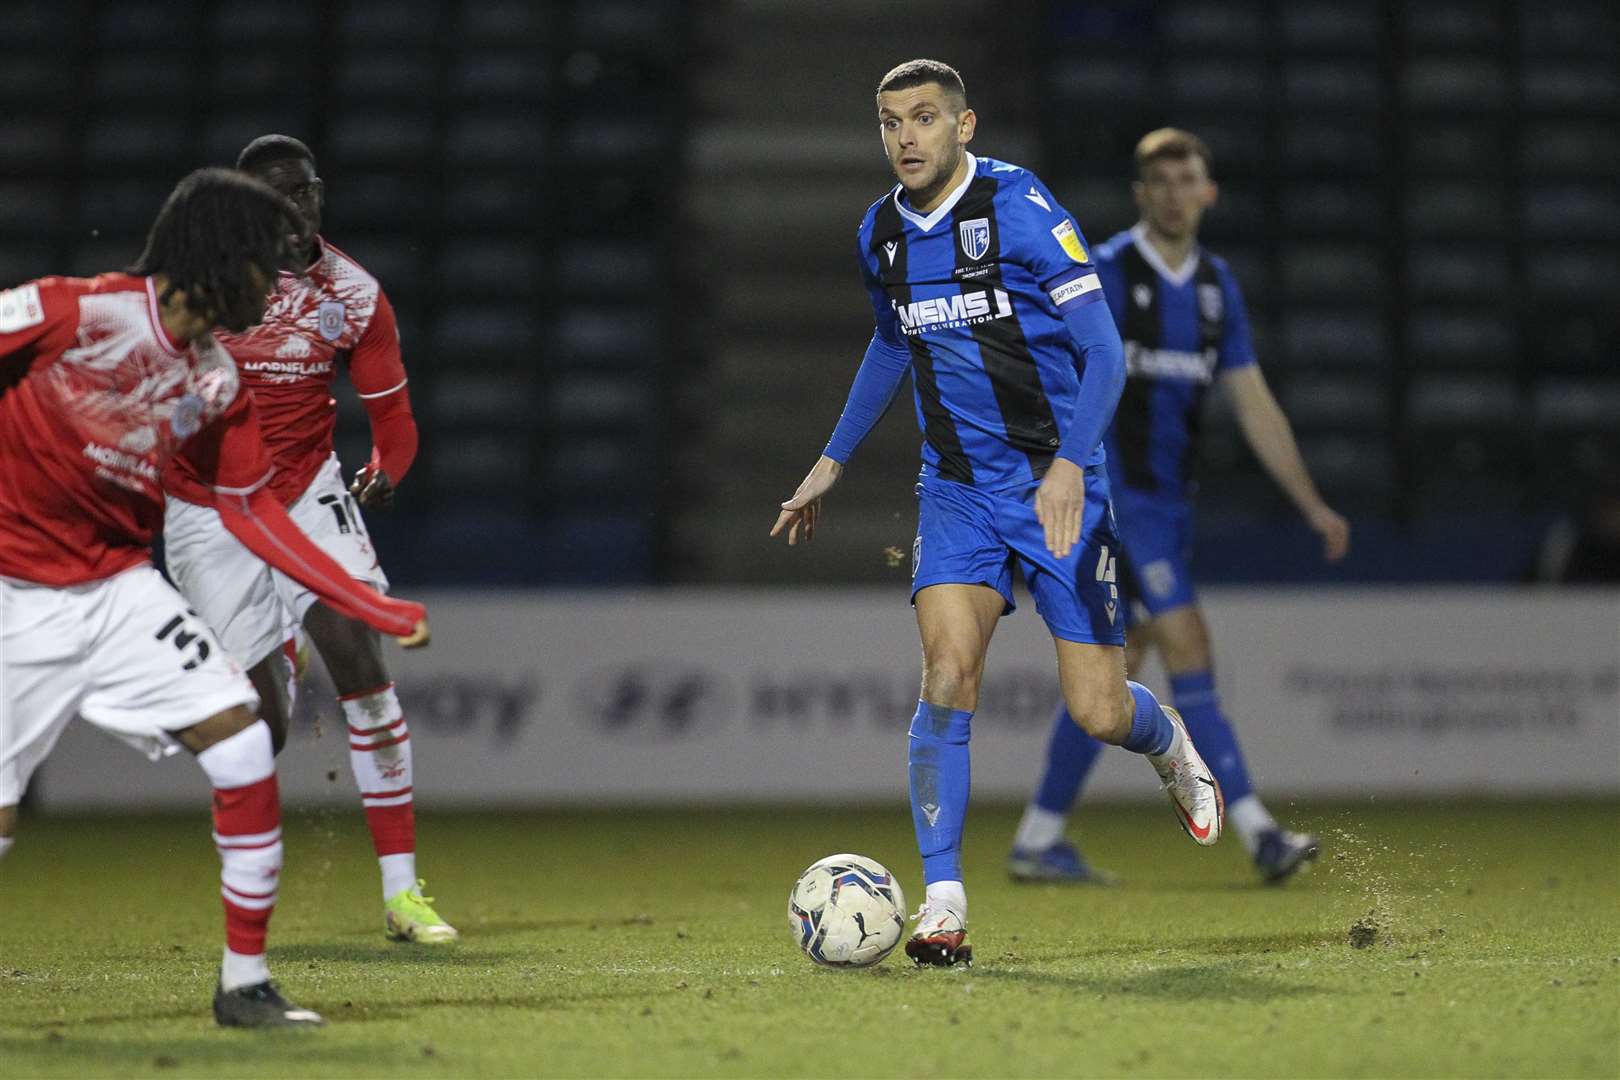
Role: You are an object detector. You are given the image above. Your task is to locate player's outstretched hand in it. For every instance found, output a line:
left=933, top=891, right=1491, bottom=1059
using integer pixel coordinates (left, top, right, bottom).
left=1034, top=457, right=1086, bottom=560
left=350, top=463, right=396, bottom=510
left=771, top=455, right=843, bottom=546
left=396, top=617, right=431, bottom=649
left=1308, top=504, right=1351, bottom=562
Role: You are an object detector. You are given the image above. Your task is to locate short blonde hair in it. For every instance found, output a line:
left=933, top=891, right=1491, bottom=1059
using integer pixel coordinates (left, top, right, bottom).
left=1134, top=128, right=1213, bottom=177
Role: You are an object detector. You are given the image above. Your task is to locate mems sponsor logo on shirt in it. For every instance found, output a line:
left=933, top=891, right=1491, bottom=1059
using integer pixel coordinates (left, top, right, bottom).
left=893, top=288, right=1014, bottom=336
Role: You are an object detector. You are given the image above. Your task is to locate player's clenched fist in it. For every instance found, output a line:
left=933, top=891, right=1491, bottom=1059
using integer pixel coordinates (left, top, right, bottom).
left=396, top=617, right=431, bottom=649
left=351, top=463, right=396, bottom=510
left=771, top=455, right=843, bottom=546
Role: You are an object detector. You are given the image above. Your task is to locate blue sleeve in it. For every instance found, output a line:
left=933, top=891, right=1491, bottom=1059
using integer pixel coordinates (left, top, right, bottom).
left=1215, top=264, right=1257, bottom=371
left=866, top=269, right=904, bottom=349
left=1056, top=299, right=1125, bottom=467
left=823, top=228, right=911, bottom=464
left=1000, top=171, right=1101, bottom=294
left=822, top=332, right=911, bottom=464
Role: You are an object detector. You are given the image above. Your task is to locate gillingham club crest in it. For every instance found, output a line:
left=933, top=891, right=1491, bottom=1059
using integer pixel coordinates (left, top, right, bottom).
left=958, top=218, right=990, bottom=261
left=317, top=300, right=345, bottom=341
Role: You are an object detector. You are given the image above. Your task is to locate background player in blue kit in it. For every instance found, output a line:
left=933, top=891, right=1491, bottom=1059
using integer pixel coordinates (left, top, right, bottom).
left=1009, top=129, right=1352, bottom=886
left=771, top=63, right=1225, bottom=966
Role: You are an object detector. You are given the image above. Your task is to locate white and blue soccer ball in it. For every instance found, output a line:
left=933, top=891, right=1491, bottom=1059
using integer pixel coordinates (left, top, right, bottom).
left=788, top=853, right=906, bottom=968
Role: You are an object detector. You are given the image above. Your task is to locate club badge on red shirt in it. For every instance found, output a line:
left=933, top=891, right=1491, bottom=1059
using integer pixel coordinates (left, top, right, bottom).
left=318, top=300, right=345, bottom=341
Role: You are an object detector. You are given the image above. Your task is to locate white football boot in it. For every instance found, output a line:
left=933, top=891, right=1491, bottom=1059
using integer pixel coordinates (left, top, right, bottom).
left=904, top=904, right=972, bottom=967
left=1149, top=707, right=1224, bottom=845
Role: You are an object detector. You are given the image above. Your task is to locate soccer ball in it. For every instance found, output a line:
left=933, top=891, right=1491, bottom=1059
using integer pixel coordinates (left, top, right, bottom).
left=788, top=853, right=906, bottom=968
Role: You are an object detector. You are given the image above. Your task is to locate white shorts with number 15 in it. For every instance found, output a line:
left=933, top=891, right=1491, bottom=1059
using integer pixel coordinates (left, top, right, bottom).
left=0, top=565, right=258, bottom=806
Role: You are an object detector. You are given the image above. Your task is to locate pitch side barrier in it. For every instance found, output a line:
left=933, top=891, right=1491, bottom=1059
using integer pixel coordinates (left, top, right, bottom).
left=36, top=588, right=1620, bottom=809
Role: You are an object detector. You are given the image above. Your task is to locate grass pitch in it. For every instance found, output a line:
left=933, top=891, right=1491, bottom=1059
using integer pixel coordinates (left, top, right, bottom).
left=0, top=799, right=1615, bottom=1078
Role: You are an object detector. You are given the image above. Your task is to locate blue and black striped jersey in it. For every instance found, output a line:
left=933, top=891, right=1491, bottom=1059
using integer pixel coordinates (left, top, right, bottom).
left=858, top=153, right=1108, bottom=491
left=1095, top=225, right=1256, bottom=498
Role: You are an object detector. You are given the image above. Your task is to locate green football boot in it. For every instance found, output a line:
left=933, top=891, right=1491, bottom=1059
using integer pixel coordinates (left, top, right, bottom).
left=384, top=880, right=460, bottom=944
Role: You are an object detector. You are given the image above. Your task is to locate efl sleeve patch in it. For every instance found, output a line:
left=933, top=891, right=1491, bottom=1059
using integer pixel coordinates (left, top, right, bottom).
left=0, top=283, right=45, bottom=333
left=1048, top=272, right=1103, bottom=307
left=1050, top=219, right=1089, bottom=264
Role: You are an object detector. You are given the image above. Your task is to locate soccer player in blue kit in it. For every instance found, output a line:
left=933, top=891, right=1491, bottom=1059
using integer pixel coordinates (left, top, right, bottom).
left=771, top=62, right=1223, bottom=966
left=1008, top=129, right=1351, bottom=886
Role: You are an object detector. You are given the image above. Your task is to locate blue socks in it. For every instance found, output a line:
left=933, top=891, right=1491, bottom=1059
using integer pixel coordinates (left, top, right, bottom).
left=1120, top=681, right=1175, bottom=755
left=1170, top=669, right=1254, bottom=803
left=1033, top=705, right=1106, bottom=814
left=908, top=700, right=973, bottom=885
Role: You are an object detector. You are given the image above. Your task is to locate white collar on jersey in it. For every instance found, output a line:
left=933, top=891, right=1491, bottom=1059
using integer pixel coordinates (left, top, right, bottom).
left=1130, top=222, right=1201, bottom=287
left=144, top=276, right=183, bottom=357
left=893, top=152, right=979, bottom=232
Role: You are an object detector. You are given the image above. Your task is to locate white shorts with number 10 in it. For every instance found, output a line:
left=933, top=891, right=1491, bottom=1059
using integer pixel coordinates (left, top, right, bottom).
left=164, top=454, right=391, bottom=671
left=0, top=565, right=258, bottom=806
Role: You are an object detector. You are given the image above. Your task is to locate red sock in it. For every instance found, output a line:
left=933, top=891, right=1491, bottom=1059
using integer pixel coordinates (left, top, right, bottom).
left=341, top=684, right=416, bottom=859
left=212, top=772, right=282, bottom=955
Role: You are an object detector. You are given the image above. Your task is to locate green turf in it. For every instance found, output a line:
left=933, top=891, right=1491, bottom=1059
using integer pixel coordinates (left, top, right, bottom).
left=1, top=799, right=1615, bottom=1078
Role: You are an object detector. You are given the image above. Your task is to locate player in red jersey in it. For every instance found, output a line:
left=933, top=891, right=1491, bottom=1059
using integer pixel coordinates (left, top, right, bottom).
left=162, top=136, right=454, bottom=943
left=0, top=169, right=428, bottom=1027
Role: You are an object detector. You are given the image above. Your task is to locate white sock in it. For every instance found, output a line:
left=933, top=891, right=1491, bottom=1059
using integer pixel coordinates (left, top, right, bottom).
left=380, top=853, right=417, bottom=900
left=0, top=836, right=13, bottom=860
left=220, top=947, right=271, bottom=992
left=196, top=721, right=275, bottom=788
left=924, top=880, right=967, bottom=921
left=1013, top=805, right=1067, bottom=852
left=1228, top=795, right=1278, bottom=855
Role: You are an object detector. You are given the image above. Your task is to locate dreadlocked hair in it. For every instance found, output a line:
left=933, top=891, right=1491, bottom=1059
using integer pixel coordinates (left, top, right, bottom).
left=129, top=167, right=302, bottom=332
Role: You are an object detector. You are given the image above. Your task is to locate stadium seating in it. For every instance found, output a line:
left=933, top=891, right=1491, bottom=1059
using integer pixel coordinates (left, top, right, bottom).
left=0, top=0, right=688, bottom=584
left=1036, top=0, right=1616, bottom=554
left=3, top=1, right=1609, bottom=584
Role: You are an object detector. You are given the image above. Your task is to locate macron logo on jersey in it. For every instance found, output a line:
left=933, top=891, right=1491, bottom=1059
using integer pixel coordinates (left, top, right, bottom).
left=1025, top=186, right=1051, bottom=212
left=893, top=288, right=1013, bottom=335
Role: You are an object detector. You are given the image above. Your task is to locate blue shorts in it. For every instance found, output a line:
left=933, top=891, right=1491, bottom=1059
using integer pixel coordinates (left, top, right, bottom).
left=1111, top=488, right=1197, bottom=626
left=911, top=467, right=1126, bottom=646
